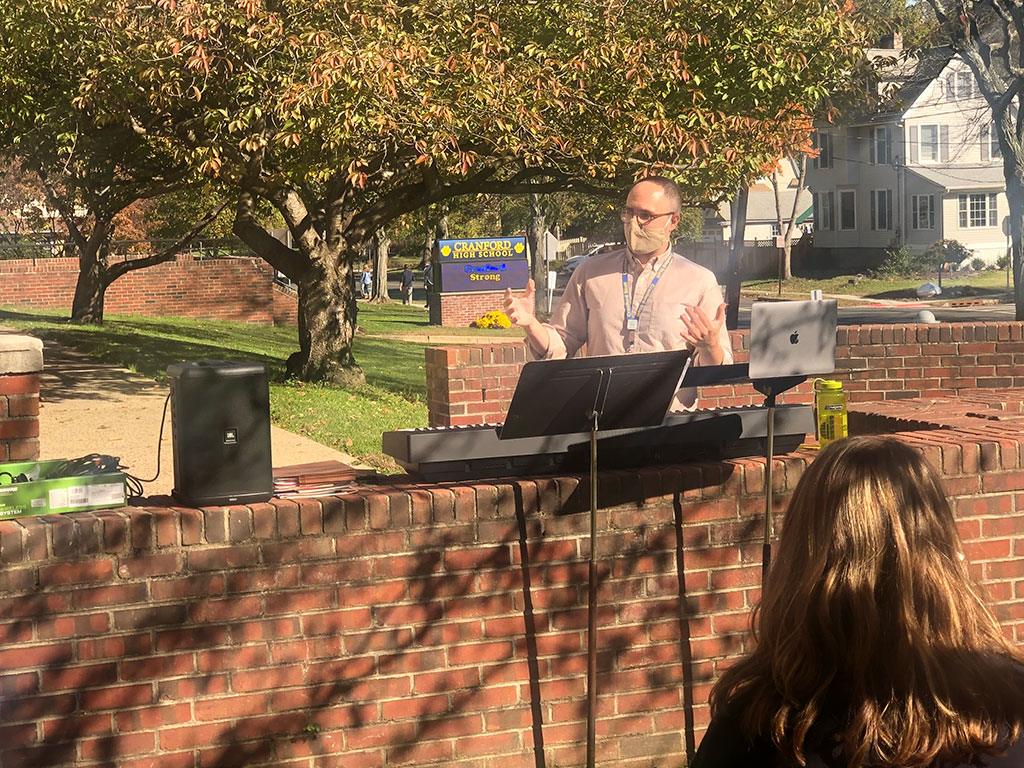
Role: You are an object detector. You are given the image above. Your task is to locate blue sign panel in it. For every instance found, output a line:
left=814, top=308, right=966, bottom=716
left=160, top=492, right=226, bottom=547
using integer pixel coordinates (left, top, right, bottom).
left=438, top=260, right=529, bottom=293
left=437, top=236, right=528, bottom=263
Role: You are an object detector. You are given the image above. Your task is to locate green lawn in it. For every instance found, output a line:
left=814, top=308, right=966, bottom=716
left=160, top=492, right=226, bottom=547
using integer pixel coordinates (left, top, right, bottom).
left=742, top=270, right=1012, bottom=300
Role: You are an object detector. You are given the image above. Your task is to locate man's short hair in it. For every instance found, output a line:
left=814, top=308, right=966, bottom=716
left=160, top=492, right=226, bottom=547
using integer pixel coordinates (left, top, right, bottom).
left=633, top=176, right=682, bottom=213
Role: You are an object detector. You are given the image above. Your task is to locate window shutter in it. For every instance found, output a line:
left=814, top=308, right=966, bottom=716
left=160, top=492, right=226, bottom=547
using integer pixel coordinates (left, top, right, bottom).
left=929, top=196, right=935, bottom=229
left=990, top=194, right=998, bottom=227
left=981, top=123, right=990, bottom=162
left=870, top=191, right=877, bottom=230
left=884, top=127, right=891, bottom=164
left=909, top=125, right=919, bottom=164
left=946, top=73, right=956, bottom=100
left=869, top=130, right=876, bottom=165
left=885, top=191, right=893, bottom=230
left=940, top=125, right=950, bottom=162
left=828, top=192, right=835, bottom=230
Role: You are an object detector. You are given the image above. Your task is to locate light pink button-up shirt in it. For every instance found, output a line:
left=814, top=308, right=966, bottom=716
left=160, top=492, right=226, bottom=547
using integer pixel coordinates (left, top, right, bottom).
left=532, top=246, right=733, bottom=410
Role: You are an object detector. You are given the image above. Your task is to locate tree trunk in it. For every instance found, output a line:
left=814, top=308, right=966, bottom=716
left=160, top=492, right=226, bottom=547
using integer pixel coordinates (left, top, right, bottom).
left=725, top=185, right=749, bottom=330
left=286, top=244, right=365, bottom=387
left=527, top=193, right=547, bottom=314
left=423, top=225, right=434, bottom=269
left=70, top=226, right=111, bottom=324
left=370, top=227, right=391, bottom=303
left=70, top=245, right=107, bottom=324
left=1006, top=165, right=1024, bottom=320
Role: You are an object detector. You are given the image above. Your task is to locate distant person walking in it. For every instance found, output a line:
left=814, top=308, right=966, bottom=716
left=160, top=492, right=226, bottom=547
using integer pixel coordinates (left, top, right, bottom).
left=423, top=261, right=434, bottom=294
left=400, top=265, right=415, bottom=305
left=360, top=264, right=372, bottom=299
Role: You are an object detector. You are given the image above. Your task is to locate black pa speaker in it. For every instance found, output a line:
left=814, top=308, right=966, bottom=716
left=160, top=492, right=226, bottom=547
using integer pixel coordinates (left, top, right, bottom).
left=167, top=360, right=273, bottom=506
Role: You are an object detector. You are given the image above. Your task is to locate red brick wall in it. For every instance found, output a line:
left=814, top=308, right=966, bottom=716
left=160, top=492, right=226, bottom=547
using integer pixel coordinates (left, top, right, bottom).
left=0, top=404, right=1023, bottom=768
left=273, top=282, right=299, bottom=326
left=0, top=256, right=298, bottom=326
left=428, top=291, right=506, bottom=327
left=425, top=321, right=1024, bottom=426
left=0, top=372, right=40, bottom=462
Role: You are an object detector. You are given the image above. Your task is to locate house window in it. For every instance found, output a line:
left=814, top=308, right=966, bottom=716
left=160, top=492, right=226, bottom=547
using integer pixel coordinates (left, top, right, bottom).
left=990, top=121, right=1001, bottom=159
left=839, top=190, right=856, bottom=230
left=770, top=223, right=781, bottom=237
left=958, top=193, right=999, bottom=228
left=813, top=132, right=834, bottom=169
left=870, top=126, right=891, bottom=165
left=871, top=190, right=893, bottom=231
left=815, top=191, right=834, bottom=231
left=911, top=195, right=935, bottom=230
left=919, top=124, right=940, bottom=162
left=946, top=71, right=975, bottom=100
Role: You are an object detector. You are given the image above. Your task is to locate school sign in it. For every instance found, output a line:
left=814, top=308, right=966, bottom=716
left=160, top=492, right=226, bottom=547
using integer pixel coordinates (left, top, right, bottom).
left=435, top=237, right=529, bottom=293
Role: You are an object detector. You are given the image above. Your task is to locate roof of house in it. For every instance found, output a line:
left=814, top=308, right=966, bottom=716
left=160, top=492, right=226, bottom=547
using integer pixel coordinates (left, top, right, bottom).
left=713, top=186, right=812, bottom=225
left=848, top=46, right=957, bottom=126
left=907, top=164, right=1006, bottom=191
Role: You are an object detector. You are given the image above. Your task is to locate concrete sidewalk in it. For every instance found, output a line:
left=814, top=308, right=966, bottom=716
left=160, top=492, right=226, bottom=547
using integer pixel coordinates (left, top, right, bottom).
left=32, top=340, right=364, bottom=500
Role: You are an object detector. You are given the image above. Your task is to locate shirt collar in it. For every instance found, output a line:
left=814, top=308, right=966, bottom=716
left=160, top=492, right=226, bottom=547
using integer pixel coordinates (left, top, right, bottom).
left=627, top=245, right=673, bottom=272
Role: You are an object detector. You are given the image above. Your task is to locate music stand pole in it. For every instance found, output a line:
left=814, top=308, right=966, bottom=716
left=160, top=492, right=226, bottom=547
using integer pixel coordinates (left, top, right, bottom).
left=752, top=376, right=805, bottom=587
left=586, top=410, right=599, bottom=768
left=762, top=393, right=776, bottom=584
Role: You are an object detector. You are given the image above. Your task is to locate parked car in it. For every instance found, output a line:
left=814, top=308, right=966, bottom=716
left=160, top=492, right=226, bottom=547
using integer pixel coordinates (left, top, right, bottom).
left=557, top=243, right=621, bottom=281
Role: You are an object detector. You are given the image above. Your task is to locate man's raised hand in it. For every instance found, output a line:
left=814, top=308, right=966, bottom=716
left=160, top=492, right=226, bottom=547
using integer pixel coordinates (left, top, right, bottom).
left=503, top=279, right=537, bottom=328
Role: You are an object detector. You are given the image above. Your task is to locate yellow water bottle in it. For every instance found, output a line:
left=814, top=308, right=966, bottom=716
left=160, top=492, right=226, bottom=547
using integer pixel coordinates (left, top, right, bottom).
left=814, top=379, right=847, bottom=448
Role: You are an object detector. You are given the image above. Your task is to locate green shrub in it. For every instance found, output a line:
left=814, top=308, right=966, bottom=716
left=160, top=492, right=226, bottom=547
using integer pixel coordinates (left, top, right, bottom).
left=970, top=257, right=987, bottom=271
left=871, top=246, right=921, bottom=278
left=922, top=239, right=973, bottom=270
left=997, top=253, right=1011, bottom=270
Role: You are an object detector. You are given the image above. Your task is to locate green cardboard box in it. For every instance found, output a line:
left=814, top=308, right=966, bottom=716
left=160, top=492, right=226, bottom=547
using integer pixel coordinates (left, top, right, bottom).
left=0, top=459, right=126, bottom=519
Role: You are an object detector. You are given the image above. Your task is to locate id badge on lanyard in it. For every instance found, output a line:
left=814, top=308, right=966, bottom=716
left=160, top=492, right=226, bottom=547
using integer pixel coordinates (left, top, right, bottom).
left=622, top=254, right=671, bottom=348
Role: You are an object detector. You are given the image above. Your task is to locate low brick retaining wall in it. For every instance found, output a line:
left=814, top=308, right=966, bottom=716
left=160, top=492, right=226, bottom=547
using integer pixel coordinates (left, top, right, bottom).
left=0, top=256, right=295, bottom=326
left=0, top=334, right=42, bottom=461
left=1, top=391, right=1023, bottom=768
left=425, top=321, right=1024, bottom=426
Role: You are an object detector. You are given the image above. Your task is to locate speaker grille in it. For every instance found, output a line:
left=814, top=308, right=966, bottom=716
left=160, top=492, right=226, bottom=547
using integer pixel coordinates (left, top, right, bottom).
left=168, top=360, right=273, bottom=506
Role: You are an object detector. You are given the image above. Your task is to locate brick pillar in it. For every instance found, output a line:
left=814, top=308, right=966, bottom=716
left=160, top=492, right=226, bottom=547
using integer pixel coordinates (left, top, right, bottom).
left=0, top=334, right=43, bottom=462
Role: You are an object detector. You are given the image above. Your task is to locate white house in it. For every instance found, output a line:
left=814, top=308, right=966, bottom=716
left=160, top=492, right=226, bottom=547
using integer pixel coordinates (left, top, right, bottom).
left=704, top=156, right=813, bottom=244
left=807, top=44, right=1010, bottom=269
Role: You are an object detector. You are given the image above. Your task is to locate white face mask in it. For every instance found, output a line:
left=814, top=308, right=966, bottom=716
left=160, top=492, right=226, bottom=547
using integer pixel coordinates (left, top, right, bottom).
left=624, top=218, right=670, bottom=259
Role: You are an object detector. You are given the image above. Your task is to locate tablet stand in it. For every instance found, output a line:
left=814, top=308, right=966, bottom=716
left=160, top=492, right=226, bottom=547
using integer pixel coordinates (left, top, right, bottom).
left=499, top=350, right=691, bottom=768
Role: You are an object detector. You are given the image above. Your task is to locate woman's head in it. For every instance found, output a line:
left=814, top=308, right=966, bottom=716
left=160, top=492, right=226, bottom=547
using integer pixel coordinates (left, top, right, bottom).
left=712, top=436, right=1022, bottom=767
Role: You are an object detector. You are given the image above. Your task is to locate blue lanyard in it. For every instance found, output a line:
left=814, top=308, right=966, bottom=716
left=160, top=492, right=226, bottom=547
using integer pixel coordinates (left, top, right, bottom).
left=622, top=253, right=673, bottom=332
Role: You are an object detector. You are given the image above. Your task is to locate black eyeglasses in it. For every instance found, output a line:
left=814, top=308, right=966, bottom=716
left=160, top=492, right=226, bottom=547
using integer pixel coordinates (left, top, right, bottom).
left=619, top=207, right=676, bottom=226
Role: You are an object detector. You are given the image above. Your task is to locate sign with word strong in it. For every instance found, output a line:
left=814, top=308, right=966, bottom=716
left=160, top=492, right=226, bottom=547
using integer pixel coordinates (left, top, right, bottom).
left=435, top=236, right=529, bottom=293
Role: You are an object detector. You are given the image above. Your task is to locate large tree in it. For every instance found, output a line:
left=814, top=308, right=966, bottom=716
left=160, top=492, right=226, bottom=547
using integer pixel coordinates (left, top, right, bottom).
left=0, top=0, right=225, bottom=323
left=87, top=0, right=864, bottom=383
left=924, top=0, right=1024, bottom=318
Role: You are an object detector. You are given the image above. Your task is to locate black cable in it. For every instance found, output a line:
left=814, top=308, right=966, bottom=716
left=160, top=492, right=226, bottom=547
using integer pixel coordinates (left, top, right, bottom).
left=121, top=391, right=172, bottom=500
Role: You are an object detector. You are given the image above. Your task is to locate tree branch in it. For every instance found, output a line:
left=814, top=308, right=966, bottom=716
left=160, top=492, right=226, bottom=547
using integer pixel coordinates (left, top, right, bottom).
left=232, top=189, right=306, bottom=278
left=104, top=198, right=231, bottom=284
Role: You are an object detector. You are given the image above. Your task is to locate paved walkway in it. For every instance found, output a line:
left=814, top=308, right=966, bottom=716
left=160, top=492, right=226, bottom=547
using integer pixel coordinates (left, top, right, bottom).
left=29, top=339, right=362, bottom=501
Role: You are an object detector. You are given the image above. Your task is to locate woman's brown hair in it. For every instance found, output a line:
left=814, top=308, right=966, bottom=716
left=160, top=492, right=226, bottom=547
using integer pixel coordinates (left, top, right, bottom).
left=710, top=435, right=1024, bottom=767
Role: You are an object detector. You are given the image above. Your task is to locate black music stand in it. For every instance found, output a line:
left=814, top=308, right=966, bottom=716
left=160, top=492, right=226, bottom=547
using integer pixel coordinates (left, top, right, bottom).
left=499, top=349, right=691, bottom=768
